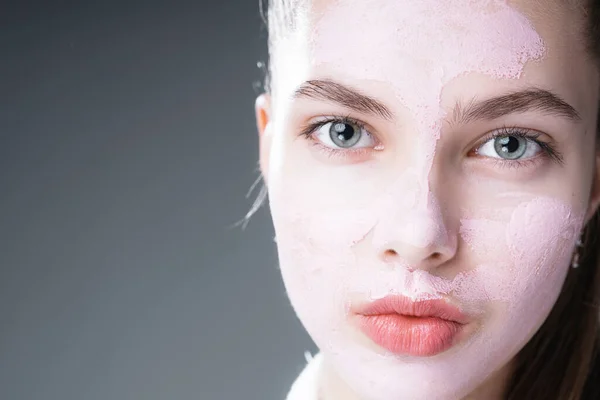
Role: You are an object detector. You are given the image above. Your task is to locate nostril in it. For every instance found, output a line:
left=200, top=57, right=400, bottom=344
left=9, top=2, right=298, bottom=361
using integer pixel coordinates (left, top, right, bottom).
left=384, top=249, right=398, bottom=258
left=382, top=249, right=400, bottom=263
left=382, top=248, right=444, bottom=264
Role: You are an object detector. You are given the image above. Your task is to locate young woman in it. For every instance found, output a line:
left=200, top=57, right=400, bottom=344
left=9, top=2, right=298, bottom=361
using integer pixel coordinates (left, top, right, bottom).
left=253, top=0, right=600, bottom=398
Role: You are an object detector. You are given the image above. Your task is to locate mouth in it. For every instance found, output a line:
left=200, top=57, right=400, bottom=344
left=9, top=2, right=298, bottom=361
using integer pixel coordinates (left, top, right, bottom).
left=355, top=295, right=469, bottom=357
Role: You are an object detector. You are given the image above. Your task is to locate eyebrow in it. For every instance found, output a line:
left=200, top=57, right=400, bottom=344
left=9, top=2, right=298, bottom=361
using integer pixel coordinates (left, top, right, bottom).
left=293, top=79, right=394, bottom=120
left=293, top=79, right=581, bottom=125
left=451, top=88, right=581, bottom=125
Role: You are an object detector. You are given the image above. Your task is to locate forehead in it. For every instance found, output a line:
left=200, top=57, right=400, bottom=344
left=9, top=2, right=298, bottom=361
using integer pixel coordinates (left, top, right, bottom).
left=310, top=1, right=543, bottom=88
left=307, top=0, right=585, bottom=45
left=276, top=0, right=597, bottom=122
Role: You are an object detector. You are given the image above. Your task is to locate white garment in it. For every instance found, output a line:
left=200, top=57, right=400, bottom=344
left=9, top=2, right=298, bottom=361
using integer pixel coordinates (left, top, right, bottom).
left=286, top=352, right=323, bottom=400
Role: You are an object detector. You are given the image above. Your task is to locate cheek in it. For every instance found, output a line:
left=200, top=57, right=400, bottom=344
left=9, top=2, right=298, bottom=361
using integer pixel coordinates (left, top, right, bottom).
left=506, top=198, right=580, bottom=279
left=268, top=184, right=372, bottom=329
left=267, top=133, right=387, bottom=253
left=266, top=150, right=386, bottom=347
left=459, top=196, right=583, bottom=350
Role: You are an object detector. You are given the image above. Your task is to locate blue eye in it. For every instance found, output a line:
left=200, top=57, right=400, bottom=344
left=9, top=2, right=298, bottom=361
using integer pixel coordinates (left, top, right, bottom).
left=477, top=134, right=541, bottom=161
left=314, top=120, right=376, bottom=149
left=329, top=122, right=361, bottom=147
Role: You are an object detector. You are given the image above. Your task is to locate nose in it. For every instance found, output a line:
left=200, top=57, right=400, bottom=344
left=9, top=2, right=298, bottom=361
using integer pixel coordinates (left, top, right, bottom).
left=371, top=188, right=457, bottom=272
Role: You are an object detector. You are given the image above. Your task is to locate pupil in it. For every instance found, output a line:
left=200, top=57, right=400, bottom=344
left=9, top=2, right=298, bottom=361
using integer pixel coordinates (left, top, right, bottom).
left=330, top=122, right=361, bottom=148
left=494, top=135, right=527, bottom=160
left=335, top=123, right=354, bottom=141
left=501, top=137, right=519, bottom=153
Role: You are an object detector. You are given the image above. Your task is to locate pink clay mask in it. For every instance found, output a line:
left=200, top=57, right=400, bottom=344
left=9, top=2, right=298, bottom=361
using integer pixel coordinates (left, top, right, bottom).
left=265, top=0, right=588, bottom=399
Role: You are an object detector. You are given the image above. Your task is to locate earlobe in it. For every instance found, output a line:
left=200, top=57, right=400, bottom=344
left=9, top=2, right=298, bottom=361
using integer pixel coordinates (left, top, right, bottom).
left=255, top=93, right=272, bottom=185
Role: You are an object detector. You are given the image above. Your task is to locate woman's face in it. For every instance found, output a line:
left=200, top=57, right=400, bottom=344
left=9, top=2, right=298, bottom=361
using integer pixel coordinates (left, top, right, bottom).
left=256, top=0, right=600, bottom=399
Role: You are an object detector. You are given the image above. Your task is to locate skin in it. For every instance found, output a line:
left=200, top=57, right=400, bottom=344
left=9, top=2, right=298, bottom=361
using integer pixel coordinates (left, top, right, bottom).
left=255, top=0, right=600, bottom=399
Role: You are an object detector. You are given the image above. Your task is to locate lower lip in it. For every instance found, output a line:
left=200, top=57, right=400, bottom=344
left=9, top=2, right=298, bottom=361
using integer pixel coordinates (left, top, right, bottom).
left=358, top=314, right=463, bottom=357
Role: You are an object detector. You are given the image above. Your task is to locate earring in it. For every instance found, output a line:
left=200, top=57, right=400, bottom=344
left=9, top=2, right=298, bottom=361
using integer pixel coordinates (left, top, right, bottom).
left=571, top=234, right=584, bottom=269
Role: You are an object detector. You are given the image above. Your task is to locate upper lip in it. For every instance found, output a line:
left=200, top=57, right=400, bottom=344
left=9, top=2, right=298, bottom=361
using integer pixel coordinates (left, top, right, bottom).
left=356, top=295, right=469, bottom=325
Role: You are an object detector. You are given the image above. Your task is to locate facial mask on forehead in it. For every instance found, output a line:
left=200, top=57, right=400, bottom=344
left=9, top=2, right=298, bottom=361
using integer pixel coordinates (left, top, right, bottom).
left=311, top=0, right=545, bottom=156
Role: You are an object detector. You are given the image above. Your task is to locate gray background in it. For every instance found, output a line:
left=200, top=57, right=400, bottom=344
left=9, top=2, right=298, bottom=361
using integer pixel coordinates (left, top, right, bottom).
left=1, top=1, right=316, bottom=399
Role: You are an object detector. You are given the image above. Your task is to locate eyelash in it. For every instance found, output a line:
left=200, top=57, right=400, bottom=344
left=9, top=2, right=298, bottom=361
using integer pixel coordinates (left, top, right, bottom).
left=298, top=115, right=377, bottom=160
left=474, top=126, right=564, bottom=168
left=298, top=116, right=564, bottom=167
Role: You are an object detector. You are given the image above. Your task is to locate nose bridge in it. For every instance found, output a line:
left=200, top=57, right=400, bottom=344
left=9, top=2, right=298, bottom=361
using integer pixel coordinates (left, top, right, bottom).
left=371, top=166, right=456, bottom=266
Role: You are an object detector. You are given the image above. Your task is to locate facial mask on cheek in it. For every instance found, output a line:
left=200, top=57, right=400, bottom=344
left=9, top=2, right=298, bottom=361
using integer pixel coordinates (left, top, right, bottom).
left=273, top=192, right=583, bottom=400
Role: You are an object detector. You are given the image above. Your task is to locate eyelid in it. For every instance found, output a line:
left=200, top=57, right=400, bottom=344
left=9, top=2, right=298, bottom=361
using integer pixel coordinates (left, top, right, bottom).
left=299, top=115, right=371, bottom=137
left=297, top=115, right=384, bottom=162
left=298, top=118, right=565, bottom=167
left=316, top=122, right=376, bottom=149
left=299, top=115, right=383, bottom=147
left=473, top=126, right=539, bottom=148
left=477, top=135, right=540, bottom=160
left=472, top=126, right=564, bottom=165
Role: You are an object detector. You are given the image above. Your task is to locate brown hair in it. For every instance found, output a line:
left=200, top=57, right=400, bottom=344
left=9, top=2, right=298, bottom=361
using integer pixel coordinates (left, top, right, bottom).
left=259, top=1, right=600, bottom=398
left=505, top=1, right=600, bottom=399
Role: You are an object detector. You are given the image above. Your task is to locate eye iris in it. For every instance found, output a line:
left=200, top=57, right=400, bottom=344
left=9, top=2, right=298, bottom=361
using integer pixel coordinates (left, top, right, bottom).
left=493, top=135, right=527, bottom=160
left=330, top=122, right=361, bottom=148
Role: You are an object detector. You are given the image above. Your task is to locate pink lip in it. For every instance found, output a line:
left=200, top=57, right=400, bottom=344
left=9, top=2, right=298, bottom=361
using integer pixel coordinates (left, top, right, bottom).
left=355, top=295, right=469, bottom=357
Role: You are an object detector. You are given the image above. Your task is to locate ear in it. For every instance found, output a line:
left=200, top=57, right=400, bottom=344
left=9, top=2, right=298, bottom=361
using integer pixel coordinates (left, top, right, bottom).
left=255, top=93, right=273, bottom=185
left=585, top=151, right=600, bottom=223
